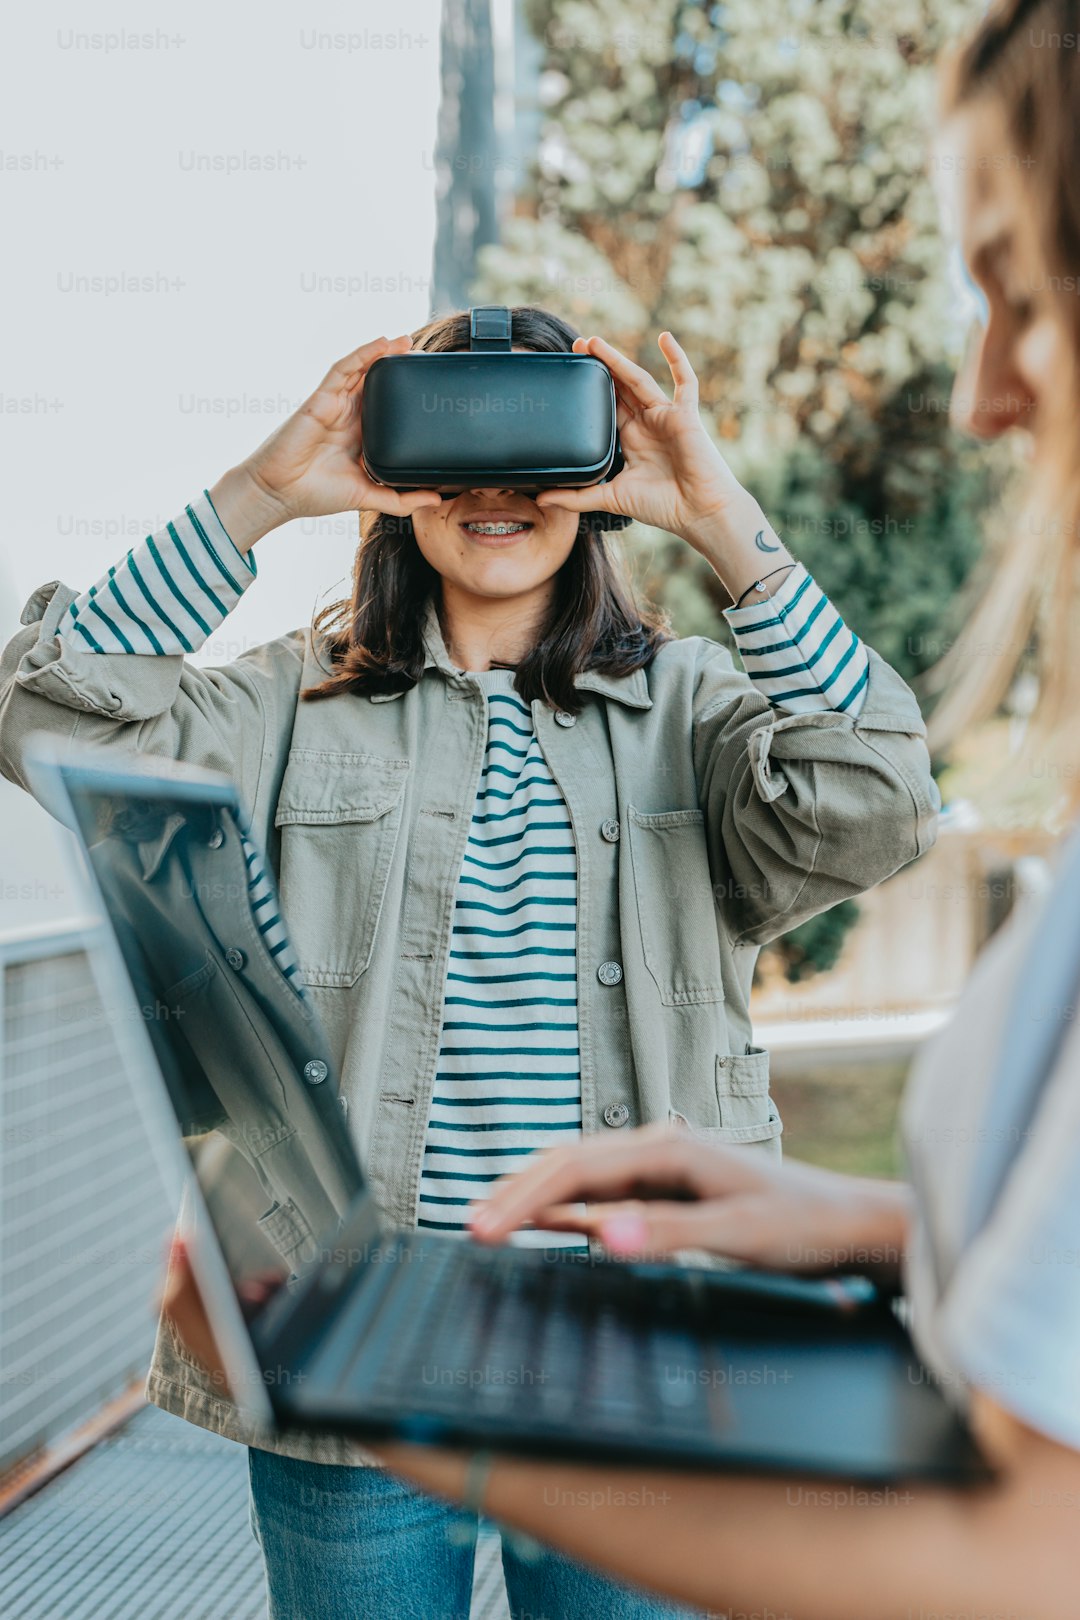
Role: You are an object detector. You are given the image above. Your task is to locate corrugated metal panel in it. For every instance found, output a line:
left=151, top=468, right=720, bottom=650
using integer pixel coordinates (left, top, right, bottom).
left=0, top=941, right=174, bottom=1473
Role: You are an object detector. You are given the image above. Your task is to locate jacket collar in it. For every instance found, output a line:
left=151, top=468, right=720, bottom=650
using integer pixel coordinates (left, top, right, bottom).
left=136, top=811, right=190, bottom=881
left=371, top=596, right=652, bottom=710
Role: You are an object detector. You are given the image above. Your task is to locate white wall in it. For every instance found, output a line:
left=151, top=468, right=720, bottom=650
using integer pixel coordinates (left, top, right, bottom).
left=1, top=0, right=442, bottom=648
left=0, top=0, right=442, bottom=925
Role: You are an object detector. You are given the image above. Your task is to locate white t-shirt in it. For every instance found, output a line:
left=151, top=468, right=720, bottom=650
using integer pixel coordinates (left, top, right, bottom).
left=902, top=835, right=1080, bottom=1449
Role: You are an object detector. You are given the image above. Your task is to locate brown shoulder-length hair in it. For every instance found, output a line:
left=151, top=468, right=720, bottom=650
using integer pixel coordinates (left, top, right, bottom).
left=302, top=305, right=671, bottom=713
left=926, top=0, right=1080, bottom=781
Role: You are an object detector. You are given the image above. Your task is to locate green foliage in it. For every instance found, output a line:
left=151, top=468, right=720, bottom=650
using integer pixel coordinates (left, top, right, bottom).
left=477, top=0, right=996, bottom=668
left=772, top=898, right=862, bottom=983
left=476, top=0, right=995, bottom=974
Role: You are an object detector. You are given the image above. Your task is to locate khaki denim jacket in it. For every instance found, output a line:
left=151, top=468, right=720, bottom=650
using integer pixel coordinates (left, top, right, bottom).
left=0, top=578, right=939, bottom=1461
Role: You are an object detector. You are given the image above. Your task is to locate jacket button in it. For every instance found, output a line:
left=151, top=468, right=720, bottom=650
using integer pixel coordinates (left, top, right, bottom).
left=600, top=818, right=620, bottom=843
left=339, top=1094, right=349, bottom=1116
left=603, top=1102, right=630, bottom=1128
left=225, top=947, right=246, bottom=971
left=597, top=960, right=623, bottom=987
left=554, top=710, right=576, bottom=728
left=303, top=1059, right=329, bottom=1086
left=207, top=827, right=225, bottom=849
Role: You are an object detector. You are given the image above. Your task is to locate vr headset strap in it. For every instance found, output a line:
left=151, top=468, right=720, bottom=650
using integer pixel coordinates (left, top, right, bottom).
left=469, top=305, right=513, bottom=352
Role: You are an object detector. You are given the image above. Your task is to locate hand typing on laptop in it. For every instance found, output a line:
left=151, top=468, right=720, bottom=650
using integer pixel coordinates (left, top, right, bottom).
left=470, top=1121, right=912, bottom=1283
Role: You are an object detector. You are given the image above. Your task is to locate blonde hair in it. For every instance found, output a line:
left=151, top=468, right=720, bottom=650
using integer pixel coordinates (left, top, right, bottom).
left=926, top=0, right=1080, bottom=810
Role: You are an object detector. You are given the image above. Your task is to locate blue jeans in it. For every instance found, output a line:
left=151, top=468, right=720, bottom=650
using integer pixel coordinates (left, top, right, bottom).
left=248, top=1448, right=700, bottom=1620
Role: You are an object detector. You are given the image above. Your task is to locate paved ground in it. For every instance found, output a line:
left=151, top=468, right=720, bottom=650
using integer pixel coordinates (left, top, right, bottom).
left=0, top=1405, right=509, bottom=1619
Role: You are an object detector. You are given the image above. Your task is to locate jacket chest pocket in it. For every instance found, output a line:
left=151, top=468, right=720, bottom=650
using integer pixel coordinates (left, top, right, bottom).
left=671, top=1049, right=783, bottom=1158
left=712, top=1048, right=783, bottom=1145
left=273, top=749, right=409, bottom=988
left=626, top=805, right=723, bottom=1005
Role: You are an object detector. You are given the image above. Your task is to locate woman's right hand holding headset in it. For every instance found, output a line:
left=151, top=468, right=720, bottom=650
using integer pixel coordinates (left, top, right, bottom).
left=206, top=335, right=442, bottom=554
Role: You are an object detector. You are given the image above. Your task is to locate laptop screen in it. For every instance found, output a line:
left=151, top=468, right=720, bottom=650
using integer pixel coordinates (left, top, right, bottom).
left=59, top=763, right=367, bottom=1332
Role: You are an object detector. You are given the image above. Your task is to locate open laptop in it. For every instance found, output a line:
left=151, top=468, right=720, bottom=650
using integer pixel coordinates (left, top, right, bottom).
left=27, top=741, right=989, bottom=1481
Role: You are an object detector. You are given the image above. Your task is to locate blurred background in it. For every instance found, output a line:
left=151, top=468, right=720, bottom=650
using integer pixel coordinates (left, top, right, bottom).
left=0, top=1, right=1062, bottom=1616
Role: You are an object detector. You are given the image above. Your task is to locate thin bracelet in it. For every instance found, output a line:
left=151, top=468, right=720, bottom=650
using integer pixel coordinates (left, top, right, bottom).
left=463, top=1450, right=494, bottom=1516
left=734, top=562, right=796, bottom=610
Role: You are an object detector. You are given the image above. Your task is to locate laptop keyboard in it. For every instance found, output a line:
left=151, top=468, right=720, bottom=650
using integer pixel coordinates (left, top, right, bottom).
left=310, top=1239, right=728, bottom=1444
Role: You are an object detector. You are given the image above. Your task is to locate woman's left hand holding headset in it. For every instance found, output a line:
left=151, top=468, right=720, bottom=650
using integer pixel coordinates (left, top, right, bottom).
left=537, top=333, right=793, bottom=602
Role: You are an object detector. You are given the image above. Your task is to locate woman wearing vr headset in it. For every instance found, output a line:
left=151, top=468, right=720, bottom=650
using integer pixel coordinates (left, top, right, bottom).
left=1, top=197, right=934, bottom=1620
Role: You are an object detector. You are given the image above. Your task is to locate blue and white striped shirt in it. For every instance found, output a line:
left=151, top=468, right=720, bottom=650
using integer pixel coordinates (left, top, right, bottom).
left=55, top=496, right=870, bottom=1242
left=723, top=563, right=869, bottom=716
left=58, top=495, right=256, bottom=658
left=420, top=671, right=585, bottom=1248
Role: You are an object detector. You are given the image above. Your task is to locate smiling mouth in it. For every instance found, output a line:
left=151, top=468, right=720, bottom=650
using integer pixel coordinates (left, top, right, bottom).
left=462, top=521, right=532, bottom=536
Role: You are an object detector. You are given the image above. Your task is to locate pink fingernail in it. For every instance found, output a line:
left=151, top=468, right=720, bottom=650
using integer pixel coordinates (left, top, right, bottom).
left=600, top=1215, right=649, bottom=1255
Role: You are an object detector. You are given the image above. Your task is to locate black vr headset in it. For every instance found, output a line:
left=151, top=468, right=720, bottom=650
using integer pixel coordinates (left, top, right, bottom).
left=361, top=305, right=631, bottom=530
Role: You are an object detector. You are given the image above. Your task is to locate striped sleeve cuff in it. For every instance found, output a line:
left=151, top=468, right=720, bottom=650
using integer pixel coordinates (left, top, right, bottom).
left=56, top=490, right=257, bottom=657
left=724, top=563, right=869, bottom=718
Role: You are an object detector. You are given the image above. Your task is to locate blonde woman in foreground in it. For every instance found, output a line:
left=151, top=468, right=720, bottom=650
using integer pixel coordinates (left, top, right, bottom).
left=359, top=3, right=1080, bottom=1614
